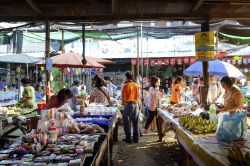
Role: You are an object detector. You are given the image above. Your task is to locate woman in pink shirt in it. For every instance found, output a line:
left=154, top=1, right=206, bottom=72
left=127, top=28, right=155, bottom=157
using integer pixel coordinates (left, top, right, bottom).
left=143, top=76, right=162, bottom=134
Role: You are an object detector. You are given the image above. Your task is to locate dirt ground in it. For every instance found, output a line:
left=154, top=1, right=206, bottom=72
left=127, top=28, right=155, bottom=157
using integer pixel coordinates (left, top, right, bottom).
left=112, top=125, right=180, bottom=166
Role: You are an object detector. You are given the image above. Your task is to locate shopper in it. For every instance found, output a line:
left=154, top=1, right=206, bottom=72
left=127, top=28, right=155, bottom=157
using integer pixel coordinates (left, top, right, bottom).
left=89, top=76, right=110, bottom=106
left=105, top=77, right=117, bottom=98
left=192, top=78, right=200, bottom=101
left=70, top=78, right=81, bottom=111
left=170, top=76, right=183, bottom=104
left=20, top=78, right=36, bottom=109
left=143, top=76, right=162, bottom=134
left=46, top=88, right=73, bottom=109
left=0, top=77, right=3, bottom=91
left=35, top=84, right=45, bottom=102
left=208, top=75, right=222, bottom=103
left=121, top=71, right=140, bottom=143
left=218, top=76, right=243, bottom=113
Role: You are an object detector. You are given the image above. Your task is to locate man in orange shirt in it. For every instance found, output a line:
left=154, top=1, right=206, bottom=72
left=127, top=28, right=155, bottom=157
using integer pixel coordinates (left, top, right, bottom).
left=122, top=71, right=140, bottom=143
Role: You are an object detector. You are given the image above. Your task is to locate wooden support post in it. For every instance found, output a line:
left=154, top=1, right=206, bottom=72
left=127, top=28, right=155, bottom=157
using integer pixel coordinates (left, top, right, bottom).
left=45, top=20, right=50, bottom=102
left=61, top=30, right=65, bottom=82
left=201, top=20, right=209, bottom=110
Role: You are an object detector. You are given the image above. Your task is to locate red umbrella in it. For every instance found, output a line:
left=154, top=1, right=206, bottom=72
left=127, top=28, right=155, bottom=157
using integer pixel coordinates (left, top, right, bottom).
left=87, top=56, right=115, bottom=64
left=36, top=52, right=109, bottom=68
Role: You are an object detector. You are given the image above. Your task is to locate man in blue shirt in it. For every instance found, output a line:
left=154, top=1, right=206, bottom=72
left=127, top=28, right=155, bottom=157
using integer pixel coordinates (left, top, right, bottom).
left=70, top=78, right=81, bottom=111
left=0, top=77, right=4, bottom=91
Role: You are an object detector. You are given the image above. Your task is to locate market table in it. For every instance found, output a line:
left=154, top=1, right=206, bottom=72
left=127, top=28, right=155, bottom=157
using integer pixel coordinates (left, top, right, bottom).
left=0, top=113, right=38, bottom=139
left=157, top=108, right=250, bottom=166
left=84, top=108, right=121, bottom=166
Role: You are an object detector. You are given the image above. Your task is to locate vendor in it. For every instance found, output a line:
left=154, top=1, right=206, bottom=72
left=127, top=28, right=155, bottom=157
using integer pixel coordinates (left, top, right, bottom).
left=219, top=76, right=243, bottom=113
left=170, top=76, right=183, bottom=104
left=20, top=78, right=36, bottom=109
left=35, top=84, right=45, bottom=102
left=46, top=88, right=73, bottom=109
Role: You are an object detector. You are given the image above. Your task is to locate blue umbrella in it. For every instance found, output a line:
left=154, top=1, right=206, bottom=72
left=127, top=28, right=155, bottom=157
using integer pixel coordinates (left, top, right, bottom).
left=183, top=60, right=244, bottom=79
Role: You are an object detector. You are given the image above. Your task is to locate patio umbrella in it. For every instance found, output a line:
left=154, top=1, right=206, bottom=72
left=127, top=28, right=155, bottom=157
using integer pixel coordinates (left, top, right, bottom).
left=0, top=54, right=42, bottom=77
left=36, top=52, right=106, bottom=68
left=183, top=60, right=244, bottom=79
left=0, top=54, right=41, bottom=64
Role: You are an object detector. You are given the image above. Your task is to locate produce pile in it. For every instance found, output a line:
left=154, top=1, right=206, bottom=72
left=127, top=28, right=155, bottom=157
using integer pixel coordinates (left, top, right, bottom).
left=78, top=123, right=104, bottom=134
left=227, top=148, right=250, bottom=166
left=162, top=104, right=192, bottom=118
left=179, top=115, right=217, bottom=134
left=0, top=107, right=32, bottom=117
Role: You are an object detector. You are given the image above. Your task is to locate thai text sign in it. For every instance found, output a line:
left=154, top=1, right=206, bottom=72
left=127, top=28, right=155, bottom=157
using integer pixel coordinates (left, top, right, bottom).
left=195, top=31, right=216, bottom=61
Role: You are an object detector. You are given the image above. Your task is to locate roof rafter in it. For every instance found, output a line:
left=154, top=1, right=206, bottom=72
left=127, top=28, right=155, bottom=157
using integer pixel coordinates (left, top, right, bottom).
left=25, top=0, right=45, bottom=15
left=192, top=0, right=204, bottom=12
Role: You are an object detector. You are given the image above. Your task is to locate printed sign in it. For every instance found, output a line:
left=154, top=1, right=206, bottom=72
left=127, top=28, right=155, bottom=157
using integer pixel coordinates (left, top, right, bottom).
left=195, top=31, right=216, bottom=61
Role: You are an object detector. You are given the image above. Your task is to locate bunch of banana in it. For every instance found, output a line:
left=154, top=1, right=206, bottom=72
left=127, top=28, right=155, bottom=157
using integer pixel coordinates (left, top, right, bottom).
left=191, top=103, right=198, bottom=111
left=179, top=115, right=217, bottom=134
left=227, top=148, right=250, bottom=166
left=179, top=115, right=189, bottom=126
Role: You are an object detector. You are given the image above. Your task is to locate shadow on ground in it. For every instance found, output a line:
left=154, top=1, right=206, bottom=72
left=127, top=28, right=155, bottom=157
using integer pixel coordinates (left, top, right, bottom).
left=113, top=126, right=180, bottom=166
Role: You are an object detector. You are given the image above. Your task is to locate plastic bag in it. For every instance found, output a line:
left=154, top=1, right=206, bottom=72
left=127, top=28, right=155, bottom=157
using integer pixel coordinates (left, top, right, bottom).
left=216, top=110, right=247, bottom=142
left=139, top=111, right=144, bottom=122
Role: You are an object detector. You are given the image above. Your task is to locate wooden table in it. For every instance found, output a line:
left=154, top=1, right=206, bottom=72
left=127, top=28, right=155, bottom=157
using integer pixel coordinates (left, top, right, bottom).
left=0, top=113, right=38, bottom=139
left=157, top=108, right=250, bottom=166
left=91, top=109, right=121, bottom=166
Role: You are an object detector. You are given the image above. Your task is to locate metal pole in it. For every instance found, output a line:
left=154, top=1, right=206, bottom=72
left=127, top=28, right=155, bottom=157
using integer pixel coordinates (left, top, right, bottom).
left=82, top=23, right=87, bottom=65
left=137, top=26, right=140, bottom=81
left=61, top=30, right=65, bottom=82
left=26, top=63, right=29, bottom=78
left=45, top=20, right=50, bottom=102
left=140, top=23, right=144, bottom=105
left=201, top=20, right=209, bottom=110
left=61, top=30, right=65, bottom=54
left=146, top=36, right=149, bottom=77
left=35, top=65, right=38, bottom=84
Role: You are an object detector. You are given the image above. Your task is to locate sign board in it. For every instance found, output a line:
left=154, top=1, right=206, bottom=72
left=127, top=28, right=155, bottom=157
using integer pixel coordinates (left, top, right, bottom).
left=195, top=31, right=216, bottom=61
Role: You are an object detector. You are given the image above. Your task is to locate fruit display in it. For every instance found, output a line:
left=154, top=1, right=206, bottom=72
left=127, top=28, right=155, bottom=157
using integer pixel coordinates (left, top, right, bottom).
left=227, top=148, right=250, bottom=166
left=78, top=92, right=89, bottom=98
left=179, top=115, right=217, bottom=134
left=191, top=103, right=198, bottom=111
left=161, top=104, right=174, bottom=112
left=0, top=106, right=32, bottom=116
left=173, top=107, right=191, bottom=118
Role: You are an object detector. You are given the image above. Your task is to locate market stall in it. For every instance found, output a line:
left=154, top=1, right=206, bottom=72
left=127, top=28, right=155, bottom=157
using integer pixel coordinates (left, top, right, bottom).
left=157, top=106, right=250, bottom=166
left=0, top=104, right=121, bottom=166
left=0, top=106, right=38, bottom=140
left=0, top=91, right=18, bottom=107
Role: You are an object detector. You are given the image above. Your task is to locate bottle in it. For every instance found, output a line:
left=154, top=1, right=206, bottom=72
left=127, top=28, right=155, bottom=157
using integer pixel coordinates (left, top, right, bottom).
left=48, top=120, right=58, bottom=144
left=209, top=103, right=217, bottom=122
left=80, top=104, right=85, bottom=115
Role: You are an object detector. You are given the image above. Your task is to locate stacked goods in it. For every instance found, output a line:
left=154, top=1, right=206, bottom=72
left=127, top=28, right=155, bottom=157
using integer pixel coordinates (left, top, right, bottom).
left=0, top=134, right=99, bottom=165
left=227, top=148, right=250, bottom=166
left=78, top=123, right=104, bottom=134
left=179, top=115, right=217, bottom=134
left=172, top=107, right=191, bottom=118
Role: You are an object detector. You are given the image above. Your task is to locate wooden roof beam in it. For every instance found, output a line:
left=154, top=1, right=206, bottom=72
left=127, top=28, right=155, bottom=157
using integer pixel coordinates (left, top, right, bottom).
left=25, top=0, right=45, bottom=15
left=112, top=0, right=117, bottom=14
left=192, top=0, right=204, bottom=12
